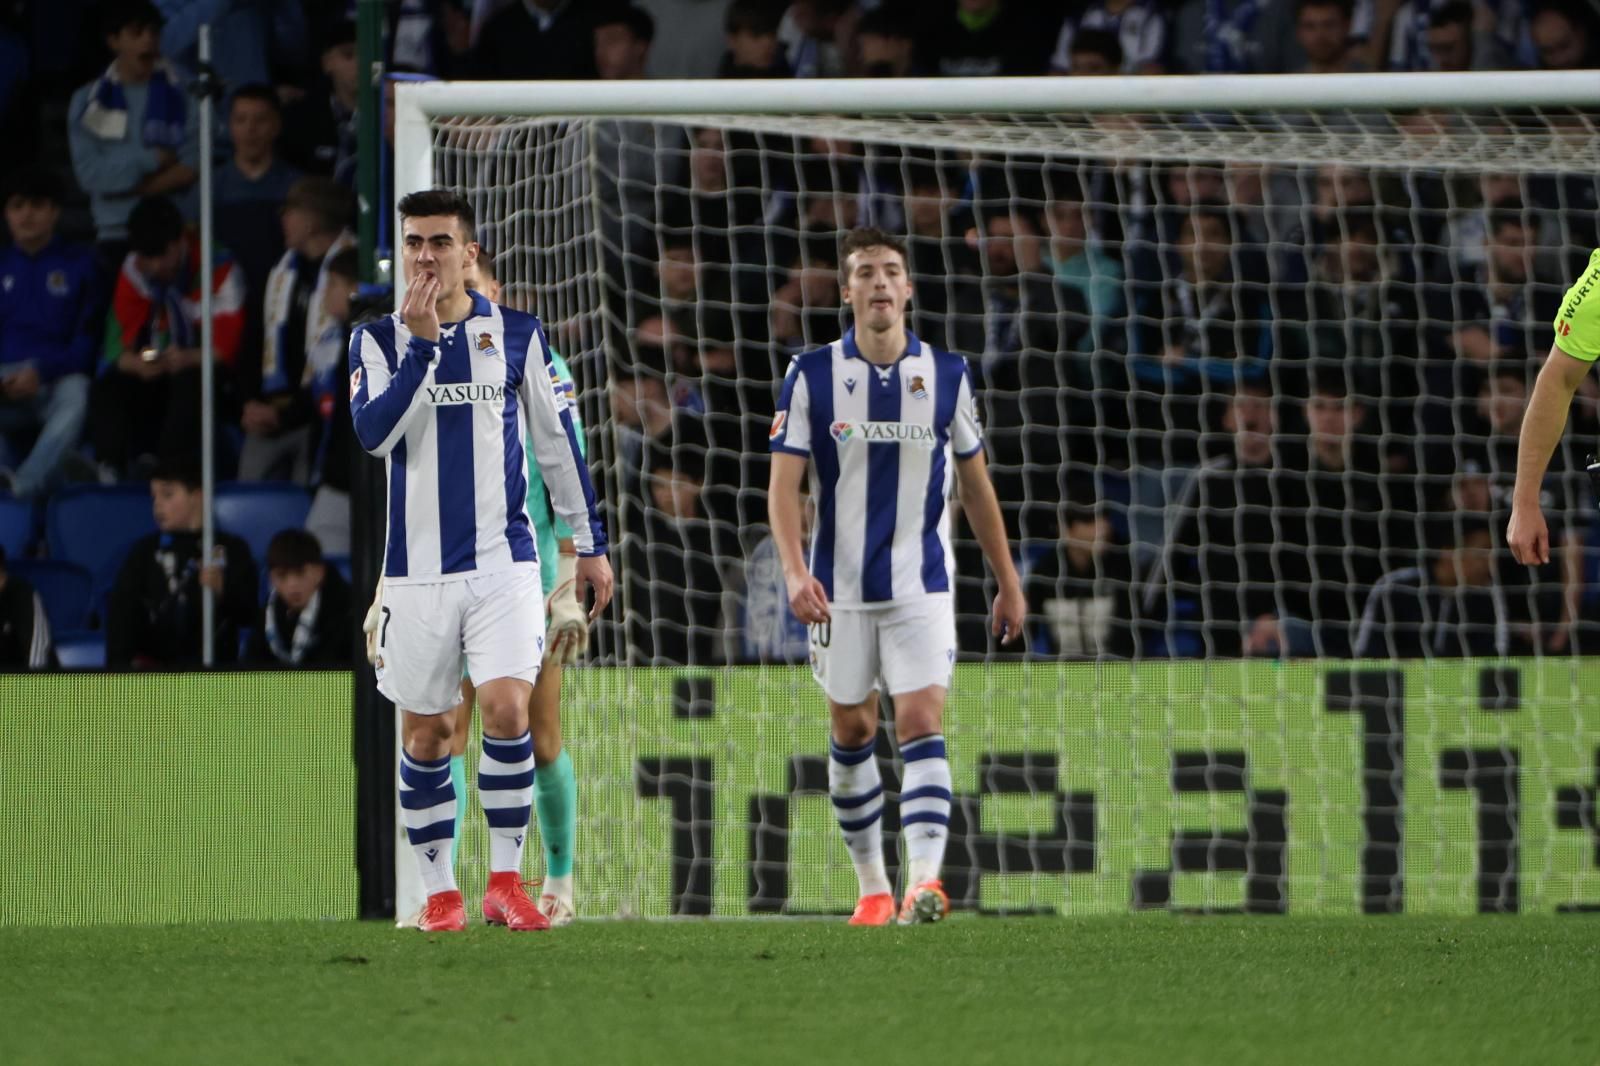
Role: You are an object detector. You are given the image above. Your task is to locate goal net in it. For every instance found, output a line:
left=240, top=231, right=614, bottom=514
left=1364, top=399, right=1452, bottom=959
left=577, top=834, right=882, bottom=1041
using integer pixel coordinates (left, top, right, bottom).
left=393, top=75, right=1600, bottom=920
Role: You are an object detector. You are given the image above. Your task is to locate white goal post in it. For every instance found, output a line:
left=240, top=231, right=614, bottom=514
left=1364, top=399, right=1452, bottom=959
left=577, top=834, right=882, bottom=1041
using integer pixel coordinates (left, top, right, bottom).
left=389, top=73, right=1600, bottom=924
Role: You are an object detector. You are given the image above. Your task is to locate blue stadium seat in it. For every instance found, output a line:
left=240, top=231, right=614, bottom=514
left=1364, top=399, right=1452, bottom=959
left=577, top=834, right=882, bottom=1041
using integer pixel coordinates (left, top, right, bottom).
left=10, top=559, right=94, bottom=631
left=0, top=496, right=34, bottom=559
left=45, top=485, right=157, bottom=612
left=53, top=629, right=106, bottom=669
left=214, top=481, right=312, bottom=566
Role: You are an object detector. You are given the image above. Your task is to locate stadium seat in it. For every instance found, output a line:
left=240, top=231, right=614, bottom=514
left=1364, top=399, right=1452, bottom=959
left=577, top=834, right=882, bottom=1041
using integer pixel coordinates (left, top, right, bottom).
left=45, top=485, right=157, bottom=612
left=53, top=629, right=106, bottom=669
left=0, top=496, right=34, bottom=559
left=214, top=481, right=312, bottom=566
left=10, top=559, right=94, bottom=631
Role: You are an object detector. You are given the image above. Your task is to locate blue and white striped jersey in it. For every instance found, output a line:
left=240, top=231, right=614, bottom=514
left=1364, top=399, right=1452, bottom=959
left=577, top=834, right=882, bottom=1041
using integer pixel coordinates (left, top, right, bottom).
left=349, top=290, right=605, bottom=584
left=769, top=327, right=983, bottom=607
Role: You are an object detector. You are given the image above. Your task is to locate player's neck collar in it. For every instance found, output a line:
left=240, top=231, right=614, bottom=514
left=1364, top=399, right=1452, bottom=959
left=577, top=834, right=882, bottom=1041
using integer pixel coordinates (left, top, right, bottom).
left=843, top=325, right=920, bottom=366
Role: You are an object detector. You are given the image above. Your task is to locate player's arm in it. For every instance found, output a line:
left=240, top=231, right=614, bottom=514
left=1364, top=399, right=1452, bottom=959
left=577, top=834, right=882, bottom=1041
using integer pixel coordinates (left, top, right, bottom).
left=948, top=362, right=1024, bottom=643
left=518, top=323, right=612, bottom=618
left=954, top=450, right=1025, bottom=644
left=349, top=275, right=443, bottom=457
left=1508, top=347, right=1591, bottom=566
left=767, top=359, right=828, bottom=624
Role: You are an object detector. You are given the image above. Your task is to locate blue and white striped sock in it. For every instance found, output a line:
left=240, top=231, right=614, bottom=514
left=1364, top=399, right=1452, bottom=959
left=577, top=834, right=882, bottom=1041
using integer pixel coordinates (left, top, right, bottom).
left=399, top=749, right=458, bottom=897
left=899, top=733, right=952, bottom=888
left=829, top=736, right=891, bottom=898
left=479, top=731, right=535, bottom=875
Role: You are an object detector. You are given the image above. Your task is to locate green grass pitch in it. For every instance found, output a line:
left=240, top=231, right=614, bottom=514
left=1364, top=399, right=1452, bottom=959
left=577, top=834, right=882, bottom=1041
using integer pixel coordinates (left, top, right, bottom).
left=3, top=917, right=1596, bottom=1065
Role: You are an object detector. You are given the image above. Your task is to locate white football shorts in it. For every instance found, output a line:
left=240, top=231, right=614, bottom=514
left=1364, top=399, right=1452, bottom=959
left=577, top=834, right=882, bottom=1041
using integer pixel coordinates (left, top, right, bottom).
left=809, top=595, right=956, bottom=705
left=374, top=566, right=546, bottom=715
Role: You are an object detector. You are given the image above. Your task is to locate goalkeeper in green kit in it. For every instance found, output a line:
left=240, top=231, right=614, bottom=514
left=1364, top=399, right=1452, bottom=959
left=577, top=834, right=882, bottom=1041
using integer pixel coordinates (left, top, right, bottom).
left=365, top=256, right=588, bottom=925
left=1509, top=248, right=1600, bottom=567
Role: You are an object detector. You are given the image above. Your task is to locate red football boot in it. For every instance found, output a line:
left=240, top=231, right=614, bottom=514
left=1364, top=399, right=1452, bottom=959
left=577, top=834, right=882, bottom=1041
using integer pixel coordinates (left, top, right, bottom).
left=483, top=872, right=551, bottom=931
left=417, top=889, right=467, bottom=932
left=847, top=892, right=896, bottom=926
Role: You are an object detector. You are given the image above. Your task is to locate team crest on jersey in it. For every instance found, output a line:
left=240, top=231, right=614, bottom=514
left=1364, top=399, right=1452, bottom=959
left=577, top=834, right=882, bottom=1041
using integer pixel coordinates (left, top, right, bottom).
left=907, top=375, right=927, bottom=400
left=46, top=270, right=69, bottom=296
left=770, top=411, right=787, bottom=439
left=349, top=366, right=363, bottom=399
left=476, top=332, right=500, bottom=358
left=1559, top=320, right=1572, bottom=337
left=830, top=421, right=855, bottom=442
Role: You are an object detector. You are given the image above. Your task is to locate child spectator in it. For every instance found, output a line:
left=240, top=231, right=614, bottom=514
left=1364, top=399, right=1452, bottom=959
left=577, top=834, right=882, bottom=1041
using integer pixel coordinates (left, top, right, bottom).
left=239, top=177, right=355, bottom=483
left=851, top=8, right=918, bottom=76
left=91, top=196, right=245, bottom=478
left=1026, top=500, right=1135, bottom=658
left=106, top=460, right=257, bottom=668
left=594, top=3, right=656, bottom=80
left=0, top=170, right=100, bottom=499
left=247, top=528, right=353, bottom=667
left=67, top=0, right=196, bottom=262
left=1049, top=0, right=1167, bottom=74
left=720, top=0, right=792, bottom=77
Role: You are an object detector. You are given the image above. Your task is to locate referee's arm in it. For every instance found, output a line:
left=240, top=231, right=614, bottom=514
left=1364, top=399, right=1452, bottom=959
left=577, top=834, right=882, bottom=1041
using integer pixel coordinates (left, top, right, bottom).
left=1508, top=346, right=1591, bottom=566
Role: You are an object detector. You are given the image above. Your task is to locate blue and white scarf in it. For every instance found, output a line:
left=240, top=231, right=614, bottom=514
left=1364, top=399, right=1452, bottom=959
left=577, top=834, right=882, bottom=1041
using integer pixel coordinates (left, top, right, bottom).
left=266, top=587, right=322, bottom=665
left=1203, top=0, right=1263, bottom=73
left=80, top=60, right=186, bottom=149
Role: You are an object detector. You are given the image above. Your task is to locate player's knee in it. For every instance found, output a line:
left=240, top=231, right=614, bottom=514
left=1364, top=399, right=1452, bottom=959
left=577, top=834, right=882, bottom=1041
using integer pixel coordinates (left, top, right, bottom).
left=829, top=698, right=878, bottom=747
left=403, top=711, right=454, bottom=757
left=892, top=689, right=946, bottom=741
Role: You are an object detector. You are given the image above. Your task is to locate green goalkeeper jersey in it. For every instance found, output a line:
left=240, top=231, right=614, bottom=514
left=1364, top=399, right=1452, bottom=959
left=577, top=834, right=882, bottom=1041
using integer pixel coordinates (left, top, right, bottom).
left=1554, top=247, right=1600, bottom=364
left=526, top=349, right=585, bottom=598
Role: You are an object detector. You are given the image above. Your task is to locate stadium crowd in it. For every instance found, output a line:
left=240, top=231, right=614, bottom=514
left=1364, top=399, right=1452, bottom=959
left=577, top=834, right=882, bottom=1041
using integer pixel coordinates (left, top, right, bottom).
left=0, top=0, right=1596, bottom=669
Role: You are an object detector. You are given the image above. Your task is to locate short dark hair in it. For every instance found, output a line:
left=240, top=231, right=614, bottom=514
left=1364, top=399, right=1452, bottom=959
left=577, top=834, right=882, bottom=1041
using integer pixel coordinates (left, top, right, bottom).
left=838, top=226, right=908, bottom=279
left=396, top=188, right=477, bottom=242
left=285, top=176, right=353, bottom=235
left=266, top=528, right=325, bottom=572
left=1309, top=361, right=1352, bottom=399
left=725, top=0, right=782, bottom=37
left=1487, top=198, right=1529, bottom=238
left=5, top=168, right=65, bottom=206
left=1429, top=0, right=1475, bottom=29
left=128, top=196, right=185, bottom=257
left=856, top=8, right=913, bottom=40
left=1070, top=28, right=1124, bottom=68
left=320, top=18, right=356, bottom=53
left=101, top=0, right=163, bottom=38
left=326, top=247, right=359, bottom=282
left=1298, top=0, right=1355, bottom=17
left=229, top=83, right=281, bottom=116
left=595, top=2, right=655, bottom=43
left=474, top=248, right=499, bottom=281
left=150, top=457, right=201, bottom=490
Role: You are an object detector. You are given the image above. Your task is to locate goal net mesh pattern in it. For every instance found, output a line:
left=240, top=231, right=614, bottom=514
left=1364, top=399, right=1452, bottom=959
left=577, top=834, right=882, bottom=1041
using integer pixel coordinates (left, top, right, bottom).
left=414, top=101, right=1600, bottom=917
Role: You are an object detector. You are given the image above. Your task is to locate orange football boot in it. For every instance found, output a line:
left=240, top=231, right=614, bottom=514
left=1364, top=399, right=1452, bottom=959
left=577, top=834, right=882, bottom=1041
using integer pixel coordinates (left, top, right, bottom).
left=417, top=889, right=467, bottom=932
left=847, top=892, right=896, bottom=926
left=483, top=872, right=551, bottom=931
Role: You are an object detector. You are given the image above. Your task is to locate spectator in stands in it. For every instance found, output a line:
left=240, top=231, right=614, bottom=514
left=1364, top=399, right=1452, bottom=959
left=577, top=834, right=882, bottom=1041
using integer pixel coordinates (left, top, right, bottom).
left=901, top=157, right=982, bottom=351
left=215, top=84, right=303, bottom=376
left=1169, top=0, right=1298, bottom=72
left=303, top=247, right=359, bottom=556
left=1436, top=204, right=1563, bottom=372
left=0, top=170, right=99, bottom=500
left=247, top=528, right=353, bottom=667
left=594, top=3, right=655, bottom=80
left=1420, top=1, right=1501, bottom=71
left=1059, top=28, right=1124, bottom=75
left=1049, top=0, right=1167, bottom=75
left=1277, top=365, right=1388, bottom=657
left=916, top=0, right=1057, bottom=76
left=1385, top=0, right=1525, bottom=71
left=239, top=177, right=355, bottom=483
left=280, top=20, right=358, bottom=184
left=1026, top=499, right=1135, bottom=658
left=158, top=0, right=308, bottom=98
left=609, top=362, right=673, bottom=486
left=720, top=0, right=792, bottom=78
left=106, top=459, right=257, bottom=668
left=1354, top=515, right=1509, bottom=658
left=780, top=0, right=851, bottom=77
left=1141, top=380, right=1293, bottom=658
left=1529, top=0, right=1597, bottom=69
left=736, top=506, right=812, bottom=664
left=659, top=127, right=767, bottom=285
left=470, top=0, right=599, bottom=80
left=67, top=0, right=196, bottom=263
left=1290, top=0, right=1372, bottom=73
left=851, top=9, right=918, bottom=76
left=91, top=196, right=245, bottom=479
left=1045, top=177, right=1126, bottom=350
left=622, top=439, right=722, bottom=665
left=0, top=546, right=53, bottom=670
left=770, top=235, right=843, bottom=353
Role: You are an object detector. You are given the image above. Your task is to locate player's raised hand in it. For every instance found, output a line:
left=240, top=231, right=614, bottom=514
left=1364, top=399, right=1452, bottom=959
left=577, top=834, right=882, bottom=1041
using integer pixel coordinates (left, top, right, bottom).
left=786, top=571, right=831, bottom=625
left=1507, top=505, right=1550, bottom=566
left=992, top=580, right=1026, bottom=645
left=575, top=554, right=614, bottom=622
left=401, top=271, right=442, bottom=343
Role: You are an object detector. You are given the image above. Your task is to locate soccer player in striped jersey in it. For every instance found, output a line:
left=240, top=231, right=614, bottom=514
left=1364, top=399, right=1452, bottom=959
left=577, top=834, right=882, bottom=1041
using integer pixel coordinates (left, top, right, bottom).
left=1509, top=247, right=1600, bottom=567
left=768, top=226, right=1026, bottom=926
left=350, top=189, right=613, bottom=933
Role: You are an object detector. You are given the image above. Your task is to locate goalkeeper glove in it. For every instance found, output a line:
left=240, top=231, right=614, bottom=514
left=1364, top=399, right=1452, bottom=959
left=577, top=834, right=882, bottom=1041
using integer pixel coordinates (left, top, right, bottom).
left=363, top=577, right=384, bottom=666
left=546, top=553, right=588, bottom=665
